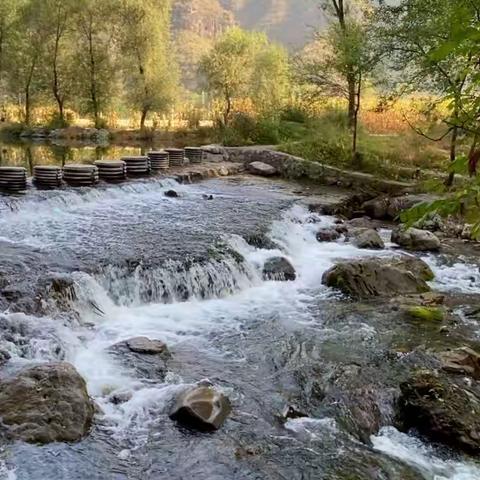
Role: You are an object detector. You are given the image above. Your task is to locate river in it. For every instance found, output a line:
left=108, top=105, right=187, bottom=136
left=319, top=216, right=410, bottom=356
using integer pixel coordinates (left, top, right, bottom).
left=0, top=172, right=479, bottom=479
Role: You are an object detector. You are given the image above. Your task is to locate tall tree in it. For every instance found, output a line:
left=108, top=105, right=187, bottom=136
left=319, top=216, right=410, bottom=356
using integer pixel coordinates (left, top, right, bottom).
left=117, top=0, right=179, bottom=130
left=6, top=0, right=50, bottom=126
left=74, top=0, right=119, bottom=128
left=201, top=27, right=289, bottom=126
left=298, top=0, right=380, bottom=159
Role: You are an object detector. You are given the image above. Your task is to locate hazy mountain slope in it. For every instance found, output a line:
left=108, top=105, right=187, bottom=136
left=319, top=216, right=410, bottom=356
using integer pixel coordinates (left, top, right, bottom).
left=173, top=0, right=322, bottom=49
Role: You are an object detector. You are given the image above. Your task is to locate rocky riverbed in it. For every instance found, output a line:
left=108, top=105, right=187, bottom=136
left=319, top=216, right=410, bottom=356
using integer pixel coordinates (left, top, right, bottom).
left=0, top=175, right=479, bottom=479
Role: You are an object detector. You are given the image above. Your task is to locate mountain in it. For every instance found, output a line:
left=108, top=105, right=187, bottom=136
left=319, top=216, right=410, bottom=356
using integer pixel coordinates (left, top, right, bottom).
left=172, top=0, right=321, bottom=49
left=172, top=0, right=322, bottom=89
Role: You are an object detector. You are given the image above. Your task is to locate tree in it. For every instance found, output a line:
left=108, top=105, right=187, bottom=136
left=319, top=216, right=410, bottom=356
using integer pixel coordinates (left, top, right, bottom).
left=297, top=0, right=380, bottom=159
left=6, top=0, right=50, bottom=126
left=74, top=0, right=119, bottom=128
left=40, top=0, right=78, bottom=124
left=378, top=0, right=480, bottom=186
left=117, top=0, right=179, bottom=130
left=201, top=27, right=290, bottom=126
left=0, top=0, right=19, bottom=106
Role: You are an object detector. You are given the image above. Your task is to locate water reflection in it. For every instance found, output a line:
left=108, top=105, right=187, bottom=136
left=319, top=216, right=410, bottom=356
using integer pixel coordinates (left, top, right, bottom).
left=0, top=135, right=204, bottom=175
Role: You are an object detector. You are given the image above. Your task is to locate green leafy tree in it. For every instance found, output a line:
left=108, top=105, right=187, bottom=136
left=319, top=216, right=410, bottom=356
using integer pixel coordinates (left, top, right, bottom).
left=5, top=0, right=51, bottom=126
left=74, top=0, right=119, bottom=128
left=297, top=0, right=380, bottom=159
left=378, top=0, right=480, bottom=185
left=117, top=0, right=179, bottom=130
left=201, top=27, right=290, bottom=126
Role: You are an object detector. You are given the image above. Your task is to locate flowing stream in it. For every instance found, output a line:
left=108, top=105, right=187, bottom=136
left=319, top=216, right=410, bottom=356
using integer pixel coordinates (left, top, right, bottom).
left=0, top=176, right=479, bottom=479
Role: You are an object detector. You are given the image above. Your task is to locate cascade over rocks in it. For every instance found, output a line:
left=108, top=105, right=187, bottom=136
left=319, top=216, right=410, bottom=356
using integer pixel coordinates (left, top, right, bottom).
left=322, top=256, right=432, bottom=297
left=397, top=370, right=480, bottom=454
left=263, top=257, right=296, bottom=281
left=392, top=227, right=441, bottom=252
left=350, top=229, right=385, bottom=250
left=0, top=362, right=94, bottom=444
left=247, top=161, right=277, bottom=177
left=170, top=386, right=231, bottom=431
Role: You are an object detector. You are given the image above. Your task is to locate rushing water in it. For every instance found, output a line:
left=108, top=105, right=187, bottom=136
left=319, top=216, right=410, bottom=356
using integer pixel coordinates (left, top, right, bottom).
left=0, top=176, right=479, bottom=479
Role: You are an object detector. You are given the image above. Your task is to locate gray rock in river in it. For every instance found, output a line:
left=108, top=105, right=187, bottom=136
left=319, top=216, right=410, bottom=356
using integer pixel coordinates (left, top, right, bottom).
left=263, top=257, right=296, bottom=281
left=0, top=362, right=94, bottom=444
left=170, top=386, right=231, bottom=431
left=362, top=194, right=438, bottom=220
left=392, top=227, right=441, bottom=251
left=316, top=228, right=341, bottom=243
left=110, top=337, right=170, bottom=381
left=248, top=161, right=277, bottom=177
left=126, top=337, right=169, bottom=355
left=350, top=229, right=385, bottom=250
left=322, top=257, right=432, bottom=297
left=164, top=190, right=179, bottom=198
left=397, top=370, right=480, bottom=454
left=439, top=346, right=480, bottom=379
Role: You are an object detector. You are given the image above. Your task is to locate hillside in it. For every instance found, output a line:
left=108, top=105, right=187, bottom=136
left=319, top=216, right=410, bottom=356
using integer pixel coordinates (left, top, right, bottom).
left=173, top=0, right=321, bottom=48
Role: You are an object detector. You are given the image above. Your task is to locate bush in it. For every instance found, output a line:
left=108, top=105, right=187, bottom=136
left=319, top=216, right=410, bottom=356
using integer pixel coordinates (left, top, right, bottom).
left=47, top=112, right=72, bottom=130
left=280, top=106, right=309, bottom=123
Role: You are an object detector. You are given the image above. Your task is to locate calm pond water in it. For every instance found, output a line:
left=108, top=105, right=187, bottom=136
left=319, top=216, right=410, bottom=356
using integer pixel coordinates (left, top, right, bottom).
left=0, top=135, right=204, bottom=174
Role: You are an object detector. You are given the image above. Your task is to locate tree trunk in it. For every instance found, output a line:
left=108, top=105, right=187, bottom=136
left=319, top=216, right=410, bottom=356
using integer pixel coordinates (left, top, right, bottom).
left=25, top=87, right=31, bottom=127
left=224, top=94, right=232, bottom=127
left=352, top=73, right=362, bottom=167
left=445, top=125, right=458, bottom=187
left=347, top=73, right=356, bottom=129
left=87, top=19, right=100, bottom=128
left=140, top=107, right=148, bottom=130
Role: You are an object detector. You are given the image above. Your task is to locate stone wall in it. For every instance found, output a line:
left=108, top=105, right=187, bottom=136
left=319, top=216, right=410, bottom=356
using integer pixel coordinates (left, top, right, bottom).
left=202, top=145, right=417, bottom=195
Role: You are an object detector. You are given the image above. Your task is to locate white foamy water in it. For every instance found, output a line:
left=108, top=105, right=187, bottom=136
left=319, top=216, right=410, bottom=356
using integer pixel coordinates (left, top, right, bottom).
left=372, top=427, right=480, bottom=480
left=425, top=256, right=480, bottom=294
left=1, top=181, right=480, bottom=477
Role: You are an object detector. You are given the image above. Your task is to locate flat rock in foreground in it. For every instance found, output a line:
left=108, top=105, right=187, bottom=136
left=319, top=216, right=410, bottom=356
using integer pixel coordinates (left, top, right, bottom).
left=322, top=256, right=432, bottom=297
left=0, top=362, right=94, bottom=444
left=248, top=161, right=277, bottom=177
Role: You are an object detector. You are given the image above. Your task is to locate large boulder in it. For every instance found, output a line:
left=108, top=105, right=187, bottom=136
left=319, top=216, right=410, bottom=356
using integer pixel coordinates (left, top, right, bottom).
left=350, top=229, right=385, bottom=250
left=322, top=257, right=431, bottom=297
left=248, top=161, right=277, bottom=177
left=170, top=386, right=231, bottom=431
left=263, top=257, right=296, bottom=281
left=392, top=227, right=441, bottom=252
left=397, top=370, right=480, bottom=454
left=0, top=362, right=94, bottom=444
left=362, top=194, right=438, bottom=220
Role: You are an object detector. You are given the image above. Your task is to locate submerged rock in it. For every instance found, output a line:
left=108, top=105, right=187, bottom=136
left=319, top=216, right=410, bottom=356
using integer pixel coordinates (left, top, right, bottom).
left=0, top=362, right=94, bottom=444
left=248, top=161, right=277, bottom=177
left=406, top=306, right=445, bottom=322
left=392, top=227, right=441, bottom=252
left=439, top=347, right=480, bottom=379
left=164, top=190, right=179, bottom=198
left=397, top=370, right=480, bottom=454
left=126, top=337, right=169, bottom=355
left=110, top=337, right=170, bottom=381
left=316, top=228, right=341, bottom=243
left=263, top=257, right=296, bottom=281
left=322, top=257, right=431, bottom=297
left=350, top=229, right=385, bottom=250
left=170, top=386, right=231, bottom=431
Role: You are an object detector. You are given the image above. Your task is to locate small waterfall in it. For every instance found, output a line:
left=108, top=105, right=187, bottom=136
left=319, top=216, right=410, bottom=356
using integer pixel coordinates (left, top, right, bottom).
left=0, top=177, right=182, bottom=217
